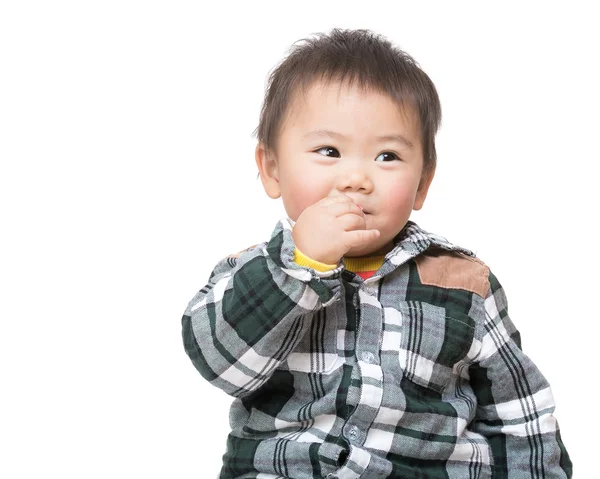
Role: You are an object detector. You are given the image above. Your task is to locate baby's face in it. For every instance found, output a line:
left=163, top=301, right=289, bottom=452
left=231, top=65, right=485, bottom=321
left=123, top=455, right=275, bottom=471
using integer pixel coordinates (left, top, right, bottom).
left=269, top=79, right=433, bottom=257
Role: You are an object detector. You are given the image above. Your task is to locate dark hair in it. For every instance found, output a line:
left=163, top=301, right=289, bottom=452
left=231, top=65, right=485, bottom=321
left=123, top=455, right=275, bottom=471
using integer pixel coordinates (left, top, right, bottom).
left=253, top=28, right=441, bottom=185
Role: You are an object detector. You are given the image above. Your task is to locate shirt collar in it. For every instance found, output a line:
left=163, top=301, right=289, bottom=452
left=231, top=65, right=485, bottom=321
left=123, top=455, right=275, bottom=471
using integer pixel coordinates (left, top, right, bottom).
left=285, top=216, right=474, bottom=259
left=283, top=216, right=475, bottom=280
left=391, top=220, right=476, bottom=258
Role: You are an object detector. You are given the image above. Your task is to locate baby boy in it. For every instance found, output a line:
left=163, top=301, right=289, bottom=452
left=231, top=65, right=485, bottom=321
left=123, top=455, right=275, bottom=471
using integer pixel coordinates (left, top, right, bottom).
left=182, top=28, right=572, bottom=478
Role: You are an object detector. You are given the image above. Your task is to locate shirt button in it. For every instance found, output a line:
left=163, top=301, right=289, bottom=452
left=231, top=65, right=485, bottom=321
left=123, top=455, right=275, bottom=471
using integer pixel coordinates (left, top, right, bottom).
left=352, top=294, right=359, bottom=308
left=361, top=351, right=376, bottom=364
left=348, top=425, right=359, bottom=439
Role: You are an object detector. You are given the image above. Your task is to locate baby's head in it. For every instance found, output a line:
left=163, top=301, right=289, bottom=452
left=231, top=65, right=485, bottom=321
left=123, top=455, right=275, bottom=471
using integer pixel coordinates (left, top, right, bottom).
left=254, top=28, right=442, bottom=257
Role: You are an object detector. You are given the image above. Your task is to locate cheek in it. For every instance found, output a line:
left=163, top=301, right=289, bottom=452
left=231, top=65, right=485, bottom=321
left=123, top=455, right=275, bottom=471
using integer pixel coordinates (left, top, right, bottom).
left=389, top=187, right=415, bottom=206
left=383, top=178, right=420, bottom=214
left=283, top=176, right=327, bottom=220
left=387, top=178, right=416, bottom=207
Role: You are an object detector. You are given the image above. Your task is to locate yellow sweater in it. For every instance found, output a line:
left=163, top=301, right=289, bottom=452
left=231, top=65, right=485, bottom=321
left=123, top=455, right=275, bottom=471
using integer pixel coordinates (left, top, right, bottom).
left=293, top=247, right=385, bottom=280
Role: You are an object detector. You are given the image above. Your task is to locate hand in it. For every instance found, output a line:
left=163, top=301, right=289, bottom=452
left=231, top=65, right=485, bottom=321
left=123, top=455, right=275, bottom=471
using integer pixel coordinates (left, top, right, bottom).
left=291, top=193, right=380, bottom=265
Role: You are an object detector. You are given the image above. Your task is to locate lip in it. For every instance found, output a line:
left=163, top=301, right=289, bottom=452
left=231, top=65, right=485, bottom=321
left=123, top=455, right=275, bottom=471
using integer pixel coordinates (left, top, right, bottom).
left=350, top=199, right=369, bottom=213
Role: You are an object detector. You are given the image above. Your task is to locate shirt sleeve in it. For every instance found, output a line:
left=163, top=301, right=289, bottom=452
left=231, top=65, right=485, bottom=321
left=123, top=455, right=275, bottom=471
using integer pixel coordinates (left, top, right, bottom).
left=181, top=217, right=344, bottom=398
left=467, top=270, right=573, bottom=477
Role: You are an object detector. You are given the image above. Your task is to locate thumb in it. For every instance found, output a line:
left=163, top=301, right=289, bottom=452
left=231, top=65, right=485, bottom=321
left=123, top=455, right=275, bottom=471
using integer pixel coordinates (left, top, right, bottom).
left=347, top=229, right=380, bottom=248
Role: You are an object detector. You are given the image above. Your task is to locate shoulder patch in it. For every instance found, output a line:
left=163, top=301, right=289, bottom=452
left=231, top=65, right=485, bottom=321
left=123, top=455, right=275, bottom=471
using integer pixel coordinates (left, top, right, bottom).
left=227, top=243, right=261, bottom=259
left=414, top=247, right=490, bottom=297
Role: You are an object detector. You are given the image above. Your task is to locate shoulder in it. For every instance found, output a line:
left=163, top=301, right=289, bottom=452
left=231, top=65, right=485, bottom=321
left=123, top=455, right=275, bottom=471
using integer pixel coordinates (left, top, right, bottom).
left=413, top=246, right=491, bottom=298
left=226, top=243, right=264, bottom=259
left=208, top=243, right=266, bottom=280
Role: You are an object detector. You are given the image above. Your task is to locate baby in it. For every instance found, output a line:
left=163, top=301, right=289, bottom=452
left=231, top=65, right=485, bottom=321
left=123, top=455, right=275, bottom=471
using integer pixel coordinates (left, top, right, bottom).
left=182, top=28, right=572, bottom=478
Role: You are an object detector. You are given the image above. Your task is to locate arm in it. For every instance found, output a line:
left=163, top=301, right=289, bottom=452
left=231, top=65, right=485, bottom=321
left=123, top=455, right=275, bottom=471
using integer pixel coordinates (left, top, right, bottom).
left=181, top=217, right=343, bottom=398
left=468, top=270, right=573, bottom=478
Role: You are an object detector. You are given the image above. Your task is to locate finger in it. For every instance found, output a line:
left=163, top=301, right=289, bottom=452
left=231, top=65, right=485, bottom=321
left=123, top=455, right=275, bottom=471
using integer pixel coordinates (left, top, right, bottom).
left=328, top=200, right=365, bottom=219
left=322, top=193, right=355, bottom=208
left=337, top=212, right=367, bottom=231
left=344, top=229, right=380, bottom=249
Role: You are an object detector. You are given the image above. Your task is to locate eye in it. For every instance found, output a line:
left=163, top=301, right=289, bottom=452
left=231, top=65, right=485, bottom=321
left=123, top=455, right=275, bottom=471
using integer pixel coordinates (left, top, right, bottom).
left=313, top=147, right=401, bottom=162
left=375, top=151, right=401, bottom=162
left=314, top=146, right=340, bottom=158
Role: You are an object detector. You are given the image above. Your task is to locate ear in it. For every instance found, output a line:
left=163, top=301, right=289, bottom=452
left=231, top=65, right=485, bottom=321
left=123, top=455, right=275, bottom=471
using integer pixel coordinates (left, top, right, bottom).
left=255, top=142, right=281, bottom=199
left=413, top=167, right=435, bottom=211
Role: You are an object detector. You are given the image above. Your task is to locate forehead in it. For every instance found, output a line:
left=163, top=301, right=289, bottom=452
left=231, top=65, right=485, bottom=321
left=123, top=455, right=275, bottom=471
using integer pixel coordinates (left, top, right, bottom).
left=284, top=78, right=420, bottom=137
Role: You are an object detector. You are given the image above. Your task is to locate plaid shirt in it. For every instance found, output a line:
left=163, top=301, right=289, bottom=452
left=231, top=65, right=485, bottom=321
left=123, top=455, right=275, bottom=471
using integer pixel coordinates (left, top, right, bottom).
left=182, top=217, right=572, bottom=478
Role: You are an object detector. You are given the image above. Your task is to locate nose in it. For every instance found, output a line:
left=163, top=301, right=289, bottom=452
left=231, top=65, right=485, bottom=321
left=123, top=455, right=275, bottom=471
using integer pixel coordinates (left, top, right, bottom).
left=335, top=161, right=373, bottom=193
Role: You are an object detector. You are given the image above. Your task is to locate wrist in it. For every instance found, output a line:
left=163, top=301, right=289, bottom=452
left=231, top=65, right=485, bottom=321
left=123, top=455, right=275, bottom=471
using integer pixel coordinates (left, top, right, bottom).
left=293, top=247, right=339, bottom=271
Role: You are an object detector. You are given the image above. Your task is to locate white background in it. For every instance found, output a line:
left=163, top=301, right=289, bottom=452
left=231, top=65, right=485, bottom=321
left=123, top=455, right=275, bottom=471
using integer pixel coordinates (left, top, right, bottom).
left=1, top=1, right=597, bottom=477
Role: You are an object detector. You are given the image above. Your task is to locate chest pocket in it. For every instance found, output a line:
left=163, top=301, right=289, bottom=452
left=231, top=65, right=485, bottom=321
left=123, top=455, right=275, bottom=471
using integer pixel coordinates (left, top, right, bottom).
left=283, top=307, right=344, bottom=375
left=397, top=301, right=475, bottom=394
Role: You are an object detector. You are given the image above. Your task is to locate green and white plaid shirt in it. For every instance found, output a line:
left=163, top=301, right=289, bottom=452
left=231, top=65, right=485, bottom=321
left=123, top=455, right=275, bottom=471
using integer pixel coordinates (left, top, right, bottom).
left=182, top=217, right=572, bottom=478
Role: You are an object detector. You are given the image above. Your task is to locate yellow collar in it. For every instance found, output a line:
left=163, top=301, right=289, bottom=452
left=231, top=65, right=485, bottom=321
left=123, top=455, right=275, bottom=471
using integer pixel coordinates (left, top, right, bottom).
left=343, top=255, right=386, bottom=272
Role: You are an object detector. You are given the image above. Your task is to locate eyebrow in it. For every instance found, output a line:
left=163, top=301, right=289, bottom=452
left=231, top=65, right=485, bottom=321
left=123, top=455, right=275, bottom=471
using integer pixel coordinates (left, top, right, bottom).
left=302, top=129, right=414, bottom=149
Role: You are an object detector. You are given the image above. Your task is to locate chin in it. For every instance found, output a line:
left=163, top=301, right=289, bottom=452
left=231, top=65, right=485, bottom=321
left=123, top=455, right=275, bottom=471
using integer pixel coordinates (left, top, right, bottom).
left=368, top=240, right=394, bottom=257
left=343, top=245, right=366, bottom=258
left=346, top=242, right=387, bottom=258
